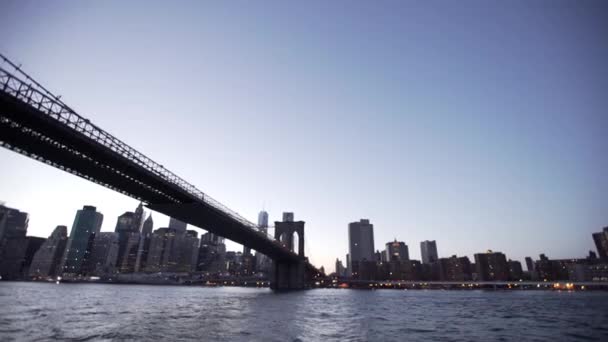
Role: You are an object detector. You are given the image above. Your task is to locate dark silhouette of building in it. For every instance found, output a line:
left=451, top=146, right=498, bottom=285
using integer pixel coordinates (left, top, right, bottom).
left=21, top=236, right=46, bottom=277
left=61, top=206, right=103, bottom=277
left=525, top=256, right=535, bottom=272
left=474, top=251, right=509, bottom=281
left=135, top=214, right=154, bottom=272
left=508, top=259, right=523, bottom=280
left=168, top=217, right=187, bottom=234
left=592, top=227, right=608, bottom=259
left=0, top=205, right=29, bottom=280
left=420, top=240, right=438, bottom=264
left=348, top=219, right=375, bottom=279
left=29, top=225, right=68, bottom=279
left=385, top=239, right=409, bottom=261
left=196, top=232, right=226, bottom=274
left=438, top=255, right=472, bottom=281
left=87, top=232, right=119, bottom=275
left=335, top=258, right=346, bottom=277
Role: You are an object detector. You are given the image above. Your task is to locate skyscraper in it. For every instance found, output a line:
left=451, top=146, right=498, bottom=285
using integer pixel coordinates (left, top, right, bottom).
left=258, top=211, right=269, bottom=229
left=169, top=217, right=187, bottom=233
left=420, top=240, right=438, bottom=264
left=87, top=232, right=119, bottom=275
left=29, top=225, right=68, bottom=279
left=592, top=227, right=608, bottom=259
left=0, top=205, right=29, bottom=280
left=61, top=206, right=103, bottom=277
left=348, top=219, right=375, bottom=278
left=135, top=214, right=154, bottom=272
left=255, top=210, right=271, bottom=275
left=385, top=239, right=409, bottom=261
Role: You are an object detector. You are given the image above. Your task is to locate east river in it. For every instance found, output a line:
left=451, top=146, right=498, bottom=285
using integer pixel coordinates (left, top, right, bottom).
left=1, top=282, right=607, bottom=341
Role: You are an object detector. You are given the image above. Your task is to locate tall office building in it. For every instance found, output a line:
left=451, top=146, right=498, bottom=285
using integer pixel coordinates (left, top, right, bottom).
left=420, top=240, right=438, bottom=264
left=592, top=227, right=608, bottom=259
left=385, top=239, right=409, bottom=261
left=87, top=232, right=119, bottom=275
left=141, top=213, right=153, bottom=236
left=255, top=210, right=272, bottom=275
left=282, top=212, right=294, bottom=222
left=258, top=211, right=269, bottom=230
left=335, top=258, right=346, bottom=277
left=175, top=230, right=200, bottom=272
left=145, top=227, right=181, bottom=272
left=135, top=214, right=154, bottom=272
left=115, top=204, right=145, bottom=273
left=21, top=237, right=46, bottom=276
left=348, top=219, right=375, bottom=278
left=197, top=232, right=226, bottom=273
left=61, top=206, right=103, bottom=277
left=117, top=232, right=141, bottom=273
left=0, top=205, right=29, bottom=280
left=29, top=225, right=68, bottom=279
left=525, top=256, right=535, bottom=272
left=169, top=217, right=187, bottom=233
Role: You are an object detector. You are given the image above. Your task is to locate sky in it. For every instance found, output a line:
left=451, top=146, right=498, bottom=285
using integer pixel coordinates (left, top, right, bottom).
left=0, top=1, right=607, bottom=270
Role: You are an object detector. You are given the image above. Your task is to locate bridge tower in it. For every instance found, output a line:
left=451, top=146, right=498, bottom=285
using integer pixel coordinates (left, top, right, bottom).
left=272, top=212, right=306, bottom=290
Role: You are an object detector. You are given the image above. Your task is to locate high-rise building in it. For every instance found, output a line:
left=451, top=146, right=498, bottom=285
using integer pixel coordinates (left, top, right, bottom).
left=258, top=211, right=269, bottom=230
left=197, top=232, right=226, bottom=274
left=508, top=259, right=523, bottom=280
left=21, top=236, right=46, bottom=277
left=474, top=250, right=509, bottom=281
left=525, top=256, right=535, bottom=272
left=175, top=230, right=200, bottom=272
left=420, top=240, right=438, bottom=264
left=61, top=206, right=103, bottom=277
left=0, top=205, right=29, bottom=280
left=141, top=214, right=153, bottom=236
left=592, top=227, right=608, bottom=259
left=135, top=214, right=154, bottom=272
left=145, top=227, right=182, bottom=272
left=29, top=225, right=68, bottom=279
left=335, top=258, right=346, bottom=277
left=87, top=232, right=119, bottom=275
left=385, top=239, right=409, bottom=261
left=115, top=204, right=146, bottom=273
left=282, top=212, right=294, bottom=222
left=116, top=232, right=140, bottom=273
left=255, top=210, right=272, bottom=276
left=169, top=217, right=187, bottom=233
left=348, top=219, right=375, bottom=279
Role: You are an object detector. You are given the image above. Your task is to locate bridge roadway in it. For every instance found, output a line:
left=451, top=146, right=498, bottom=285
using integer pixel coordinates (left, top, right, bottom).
left=0, top=57, right=307, bottom=266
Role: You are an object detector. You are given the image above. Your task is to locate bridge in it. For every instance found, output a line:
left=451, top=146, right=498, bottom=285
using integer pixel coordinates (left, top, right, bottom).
left=0, top=54, right=320, bottom=290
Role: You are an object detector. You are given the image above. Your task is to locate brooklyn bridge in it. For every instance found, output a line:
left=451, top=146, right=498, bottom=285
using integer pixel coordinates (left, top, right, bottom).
left=0, top=54, right=321, bottom=290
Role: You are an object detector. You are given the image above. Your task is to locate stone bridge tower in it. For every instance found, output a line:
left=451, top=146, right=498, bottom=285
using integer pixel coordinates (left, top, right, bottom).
left=272, top=212, right=306, bottom=290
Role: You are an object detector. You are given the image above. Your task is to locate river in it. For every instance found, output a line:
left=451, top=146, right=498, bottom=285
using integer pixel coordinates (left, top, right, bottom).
left=1, top=282, right=607, bottom=341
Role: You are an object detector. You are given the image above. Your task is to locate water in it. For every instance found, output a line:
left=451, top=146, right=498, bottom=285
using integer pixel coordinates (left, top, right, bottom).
left=1, top=282, right=607, bottom=341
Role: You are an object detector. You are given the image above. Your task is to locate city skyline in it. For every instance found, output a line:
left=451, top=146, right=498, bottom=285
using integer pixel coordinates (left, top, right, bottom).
left=1, top=200, right=604, bottom=272
left=1, top=1, right=607, bottom=270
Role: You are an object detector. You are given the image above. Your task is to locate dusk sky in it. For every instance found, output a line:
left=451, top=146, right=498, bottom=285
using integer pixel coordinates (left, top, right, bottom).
left=1, top=1, right=606, bottom=270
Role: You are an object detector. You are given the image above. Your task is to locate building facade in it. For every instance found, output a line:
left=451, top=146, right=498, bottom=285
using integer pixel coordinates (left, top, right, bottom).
left=348, top=219, right=375, bottom=279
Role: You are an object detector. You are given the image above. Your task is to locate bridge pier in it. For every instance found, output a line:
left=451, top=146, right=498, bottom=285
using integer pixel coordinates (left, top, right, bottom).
left=271, top=260, right=306, bottom=290
left=271, top=213, right=307, bottom=290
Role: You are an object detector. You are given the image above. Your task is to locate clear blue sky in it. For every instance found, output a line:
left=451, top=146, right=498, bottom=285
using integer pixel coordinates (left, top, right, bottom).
left=1, top=1, right=606, bottom=270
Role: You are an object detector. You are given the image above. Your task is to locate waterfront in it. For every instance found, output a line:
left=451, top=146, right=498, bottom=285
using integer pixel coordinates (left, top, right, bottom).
left=1, top=282, right=608, bottom=341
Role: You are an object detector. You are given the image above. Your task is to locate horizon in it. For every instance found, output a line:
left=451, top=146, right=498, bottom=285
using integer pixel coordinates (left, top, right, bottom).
left=1, top=1, right=607, bottom=271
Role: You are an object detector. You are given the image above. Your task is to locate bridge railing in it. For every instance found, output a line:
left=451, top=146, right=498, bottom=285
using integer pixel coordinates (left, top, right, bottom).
left=0, top=55, right=276, bottom=240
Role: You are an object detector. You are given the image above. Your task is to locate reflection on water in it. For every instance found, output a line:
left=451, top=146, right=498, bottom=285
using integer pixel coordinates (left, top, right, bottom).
left=1, top=282, right=607, bottom=341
